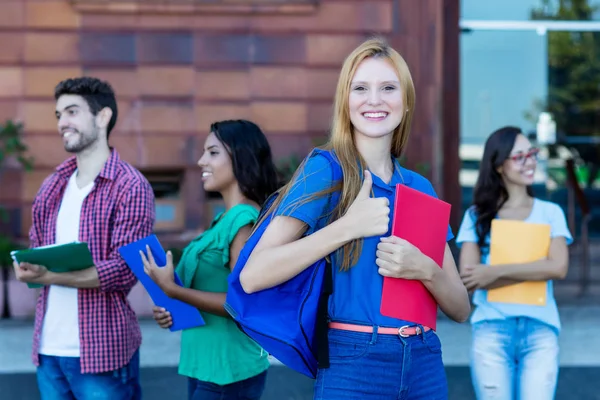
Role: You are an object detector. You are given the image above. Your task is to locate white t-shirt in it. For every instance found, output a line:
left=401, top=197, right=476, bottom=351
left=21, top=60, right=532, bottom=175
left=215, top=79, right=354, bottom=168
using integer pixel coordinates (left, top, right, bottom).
left=38, top=171, right=94, bottom=357
left=456, top=198, right=573, bottom=333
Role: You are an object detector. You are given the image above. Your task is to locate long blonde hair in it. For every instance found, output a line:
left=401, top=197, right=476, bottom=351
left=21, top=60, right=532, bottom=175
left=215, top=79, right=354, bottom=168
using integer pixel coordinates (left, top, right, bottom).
left=259, top=37, right=416, bottom=271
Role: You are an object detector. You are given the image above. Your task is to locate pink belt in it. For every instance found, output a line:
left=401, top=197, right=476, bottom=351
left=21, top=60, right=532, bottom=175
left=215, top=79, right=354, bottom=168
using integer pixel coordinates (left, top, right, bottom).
left=329, top=322, right=431, bottom=338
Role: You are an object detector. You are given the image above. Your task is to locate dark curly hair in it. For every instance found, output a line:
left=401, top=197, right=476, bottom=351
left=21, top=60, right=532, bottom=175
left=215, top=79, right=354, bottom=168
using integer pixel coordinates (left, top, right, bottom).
left=54, top=77, right=118, bottom=140
left=472, top=126, right=534, bottom=251
left=210, top=120, right=280, bottom=207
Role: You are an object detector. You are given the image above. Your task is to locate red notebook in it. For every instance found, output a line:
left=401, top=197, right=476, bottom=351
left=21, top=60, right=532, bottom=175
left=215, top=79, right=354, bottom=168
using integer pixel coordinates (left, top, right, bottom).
left=379, top=184, right=451, bottom=331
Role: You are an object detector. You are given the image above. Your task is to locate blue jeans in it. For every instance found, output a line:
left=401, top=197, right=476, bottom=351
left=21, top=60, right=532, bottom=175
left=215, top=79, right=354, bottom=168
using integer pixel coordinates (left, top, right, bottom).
left=471, top=318, right=559, bottom=400
left=187, top=370, right=268, bottom=400
left=36, top=350, right=141, bottom=400
left=314, top=327, right=448, bottom=399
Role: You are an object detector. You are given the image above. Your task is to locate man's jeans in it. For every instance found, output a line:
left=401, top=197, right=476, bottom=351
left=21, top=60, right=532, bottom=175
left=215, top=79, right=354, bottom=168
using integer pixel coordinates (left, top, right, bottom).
left=471, top=318, right=559, bottom=400
left=37, top=350, right=141, bottom=400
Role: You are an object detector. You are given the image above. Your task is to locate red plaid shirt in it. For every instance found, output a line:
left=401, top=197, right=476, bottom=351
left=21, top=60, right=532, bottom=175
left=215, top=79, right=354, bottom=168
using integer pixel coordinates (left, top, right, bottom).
left=29, top=149, right=155, bottom=374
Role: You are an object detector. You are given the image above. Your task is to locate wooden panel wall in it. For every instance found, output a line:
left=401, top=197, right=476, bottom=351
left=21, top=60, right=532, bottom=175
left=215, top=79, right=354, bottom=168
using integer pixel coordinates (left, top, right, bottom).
left=0, top=0, right=460, bottom=238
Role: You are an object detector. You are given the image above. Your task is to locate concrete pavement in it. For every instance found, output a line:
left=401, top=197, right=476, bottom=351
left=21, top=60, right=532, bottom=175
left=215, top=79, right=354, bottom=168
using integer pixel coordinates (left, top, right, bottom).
left=3, top=305, right=600, bottom=373
left=1, top=305, right=599, bottom=399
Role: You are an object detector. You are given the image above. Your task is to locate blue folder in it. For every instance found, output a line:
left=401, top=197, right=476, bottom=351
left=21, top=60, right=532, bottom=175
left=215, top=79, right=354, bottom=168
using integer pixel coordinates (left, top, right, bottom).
left=119, top=234, right=205, bottom=332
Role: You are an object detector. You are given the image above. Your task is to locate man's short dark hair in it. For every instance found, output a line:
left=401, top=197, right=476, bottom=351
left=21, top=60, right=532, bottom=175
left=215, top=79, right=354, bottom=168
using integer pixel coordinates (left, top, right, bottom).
left=54, top=77, right=118, bottom=139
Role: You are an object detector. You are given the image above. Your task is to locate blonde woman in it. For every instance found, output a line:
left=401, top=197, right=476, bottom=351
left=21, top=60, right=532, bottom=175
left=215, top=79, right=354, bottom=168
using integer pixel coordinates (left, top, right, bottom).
left=239, top=38, right=470, bottom=399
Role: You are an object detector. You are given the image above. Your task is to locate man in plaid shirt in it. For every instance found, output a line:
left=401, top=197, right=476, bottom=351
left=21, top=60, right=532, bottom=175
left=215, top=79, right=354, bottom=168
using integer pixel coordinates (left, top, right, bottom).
left=13, top=77, right=155, bottom=399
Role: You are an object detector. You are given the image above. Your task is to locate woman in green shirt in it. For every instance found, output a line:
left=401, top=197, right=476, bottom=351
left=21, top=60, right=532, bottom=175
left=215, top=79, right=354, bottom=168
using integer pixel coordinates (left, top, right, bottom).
left=140, top=119, right=280, bottom=400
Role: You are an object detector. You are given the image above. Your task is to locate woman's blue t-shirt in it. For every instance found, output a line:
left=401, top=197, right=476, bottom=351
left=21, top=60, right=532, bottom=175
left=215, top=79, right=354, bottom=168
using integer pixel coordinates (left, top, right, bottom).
left=274, top=149, right=454, bottom=328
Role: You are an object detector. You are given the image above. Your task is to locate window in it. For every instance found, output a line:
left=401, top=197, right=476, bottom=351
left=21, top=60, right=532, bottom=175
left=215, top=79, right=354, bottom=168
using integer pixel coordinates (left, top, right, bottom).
left=460, top=0, right=600, bottom=236
left=144, top=169, right=185, bottom=232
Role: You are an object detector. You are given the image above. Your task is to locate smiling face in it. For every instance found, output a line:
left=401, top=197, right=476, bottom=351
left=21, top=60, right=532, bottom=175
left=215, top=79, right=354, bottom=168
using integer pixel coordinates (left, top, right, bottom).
left=348, top=57, right=405, bottom=140
left=498, top=134, right=539, bottom=187
left=197, top=132, right=236, bottom=193
left=55, top=94, right=103, bottom=154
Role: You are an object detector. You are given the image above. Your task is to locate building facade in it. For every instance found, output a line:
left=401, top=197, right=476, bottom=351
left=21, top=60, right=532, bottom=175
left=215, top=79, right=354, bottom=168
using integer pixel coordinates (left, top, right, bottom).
left=0, top=0, right=461, bottom=243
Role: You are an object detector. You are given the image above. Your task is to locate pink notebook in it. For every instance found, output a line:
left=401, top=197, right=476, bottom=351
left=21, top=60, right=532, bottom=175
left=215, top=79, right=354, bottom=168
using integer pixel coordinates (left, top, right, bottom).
left=379, top=184, right=451, bottom=330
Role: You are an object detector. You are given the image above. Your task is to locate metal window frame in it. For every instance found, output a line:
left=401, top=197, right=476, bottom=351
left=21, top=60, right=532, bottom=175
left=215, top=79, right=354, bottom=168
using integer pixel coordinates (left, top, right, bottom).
left=460, top=19, right=600, bottom=33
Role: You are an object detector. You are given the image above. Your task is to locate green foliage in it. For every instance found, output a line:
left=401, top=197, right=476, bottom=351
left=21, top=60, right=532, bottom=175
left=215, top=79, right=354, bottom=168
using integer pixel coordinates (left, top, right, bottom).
left=311, top=135, right=329, bottom=148
left=0, top=235, right=15, bottom=268
left=0, top=120, right=33, bottom=267
left=397, top=155, right=431, bottom=177
left=0, top=235, right=26, bottom=268
left=276, top=154, right=302, bottom=185
left=0, top=120, right=34, bottom=171
left=529, top=0, right=600, bottom=137
left=274, top=136, right=329, bottom=186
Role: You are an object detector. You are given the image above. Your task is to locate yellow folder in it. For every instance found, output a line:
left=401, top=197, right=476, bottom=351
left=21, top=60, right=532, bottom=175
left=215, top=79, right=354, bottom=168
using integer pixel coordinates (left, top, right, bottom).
left=486, top=219, right=551, bottom=306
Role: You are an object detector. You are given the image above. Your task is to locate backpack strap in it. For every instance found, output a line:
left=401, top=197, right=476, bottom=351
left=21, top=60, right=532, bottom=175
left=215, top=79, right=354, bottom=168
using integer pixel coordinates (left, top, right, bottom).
left=314, top=150, right=343, bottom=370
left=316, top=258, right=334, bottom=369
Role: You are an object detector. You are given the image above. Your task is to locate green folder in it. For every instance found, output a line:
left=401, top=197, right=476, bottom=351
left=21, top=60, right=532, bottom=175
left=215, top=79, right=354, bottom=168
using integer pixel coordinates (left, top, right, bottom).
left=11, top=242, right=94, bottom=289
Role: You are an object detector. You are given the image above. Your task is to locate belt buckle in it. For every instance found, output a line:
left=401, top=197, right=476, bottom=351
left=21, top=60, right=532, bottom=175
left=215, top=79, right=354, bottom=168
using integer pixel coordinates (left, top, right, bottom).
left=398, top=325, right=410, bottom=338
left=398, top=325, right=422, bottom=338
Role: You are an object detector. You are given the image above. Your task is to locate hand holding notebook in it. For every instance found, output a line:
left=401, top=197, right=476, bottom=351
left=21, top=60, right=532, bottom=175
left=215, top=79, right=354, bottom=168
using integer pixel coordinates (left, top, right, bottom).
left=486, top=219, right=551, bottom=306
left=11, top=242, right=94, bottom=289
left=377, top=236, right=440, bottom=281
left=119, top=235, right=204, bottom=332
left=380, top=184, right=451, bottom=330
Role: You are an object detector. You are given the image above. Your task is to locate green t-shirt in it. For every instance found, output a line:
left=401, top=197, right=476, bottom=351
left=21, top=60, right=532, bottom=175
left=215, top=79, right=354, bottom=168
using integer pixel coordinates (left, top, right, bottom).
left=175, top=204, right=269, bottom=385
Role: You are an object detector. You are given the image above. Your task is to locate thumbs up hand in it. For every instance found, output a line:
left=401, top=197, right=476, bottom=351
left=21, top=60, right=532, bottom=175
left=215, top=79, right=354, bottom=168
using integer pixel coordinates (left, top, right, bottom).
left=342, top=170, right=390, bottom=240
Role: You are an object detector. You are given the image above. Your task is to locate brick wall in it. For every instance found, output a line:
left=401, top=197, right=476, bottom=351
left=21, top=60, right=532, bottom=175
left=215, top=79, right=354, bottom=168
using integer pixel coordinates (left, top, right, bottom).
left=0, top=0, right=460, bottom=239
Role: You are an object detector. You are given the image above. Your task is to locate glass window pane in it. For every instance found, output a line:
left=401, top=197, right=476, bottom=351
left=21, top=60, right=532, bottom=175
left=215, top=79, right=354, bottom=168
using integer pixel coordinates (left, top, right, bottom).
left=460, top=24, right=600, bottom=239
left=462, top=0, right=600, bottom=21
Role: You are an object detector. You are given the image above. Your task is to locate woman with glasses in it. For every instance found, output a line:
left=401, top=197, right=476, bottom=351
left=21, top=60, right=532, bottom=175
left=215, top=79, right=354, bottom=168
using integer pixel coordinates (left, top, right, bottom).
left=456, top=126, right=572, bottom=400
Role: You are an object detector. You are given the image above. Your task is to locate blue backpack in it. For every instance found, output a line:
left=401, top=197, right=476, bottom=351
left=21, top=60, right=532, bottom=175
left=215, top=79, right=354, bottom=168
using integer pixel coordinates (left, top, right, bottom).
left=225, top=149, right=342, bottom=379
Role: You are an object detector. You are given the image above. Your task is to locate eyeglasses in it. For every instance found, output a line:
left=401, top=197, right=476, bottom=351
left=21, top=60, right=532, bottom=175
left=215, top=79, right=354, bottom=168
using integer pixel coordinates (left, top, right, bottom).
left=508, top=148, right=540, bottom=165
